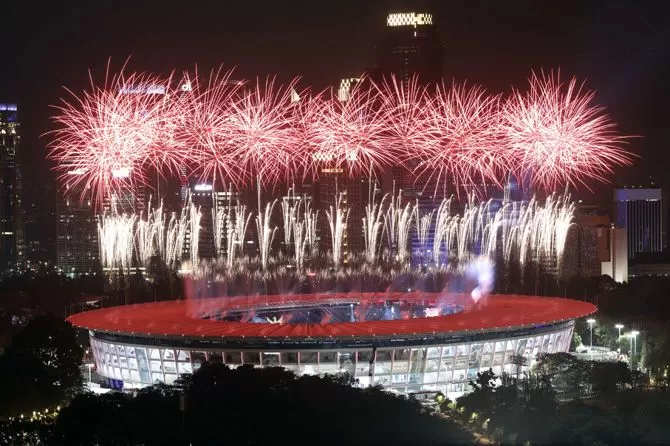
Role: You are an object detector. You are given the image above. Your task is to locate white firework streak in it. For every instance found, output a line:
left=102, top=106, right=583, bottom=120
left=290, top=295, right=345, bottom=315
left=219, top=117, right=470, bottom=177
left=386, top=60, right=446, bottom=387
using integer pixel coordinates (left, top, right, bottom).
left=326, top=193, right=349, bottom=268
left=432, top=198, right=453, bottom=264
left=188, top=202, right=202, bottom=266
left=396, top=200, right=415, bottom=262
left=135, top=212, right=154, bottom=268
left=292, top=218, right=307, bottom=269
left=304, top=204, right=318, bottom=254
left=363, top=193, right=388, bottom=264
left=427, top=193, right=575, bottom=270
left=281, top=187, right=299, bottom=250
left=255, top=200, right=278, bottom=270
left=98, top=212, right=135, bottom=275
left=226, top=202, right=251, bottom=269
left=291, top=198, right=317, bottom=269
left=213, top=199, right=226, bottom=259
left=416, top=207, right=434, bottom=259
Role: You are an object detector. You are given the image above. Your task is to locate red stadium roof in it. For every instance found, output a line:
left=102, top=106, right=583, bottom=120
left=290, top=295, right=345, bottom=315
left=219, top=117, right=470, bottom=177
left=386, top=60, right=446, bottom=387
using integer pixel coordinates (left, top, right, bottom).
left=67, top=293, right=596, bottom=339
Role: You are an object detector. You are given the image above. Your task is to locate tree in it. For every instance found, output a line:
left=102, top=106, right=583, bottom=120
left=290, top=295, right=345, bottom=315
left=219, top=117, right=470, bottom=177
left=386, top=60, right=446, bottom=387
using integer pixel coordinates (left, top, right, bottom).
left=53, top=392, right=133, bottom=444
left=570, top=330, right=583, bottom=351
left=590, top=361, right=631, bottom=394
left=509, top=354, right=527, bottom=383
left=536, top=352, right=590, bottom=398
left=0, top=316, right=84, bottom=416
left=456, top=369, right=497, bottom=425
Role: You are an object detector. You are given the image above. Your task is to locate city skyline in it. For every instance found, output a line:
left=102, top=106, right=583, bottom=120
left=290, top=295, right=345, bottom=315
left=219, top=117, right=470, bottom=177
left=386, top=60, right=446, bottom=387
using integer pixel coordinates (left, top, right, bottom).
left=2, top=1, right=669, bottom=201
left=2, top=4, right=670, bottom=441
left=1, top=1, right=669, bottom=269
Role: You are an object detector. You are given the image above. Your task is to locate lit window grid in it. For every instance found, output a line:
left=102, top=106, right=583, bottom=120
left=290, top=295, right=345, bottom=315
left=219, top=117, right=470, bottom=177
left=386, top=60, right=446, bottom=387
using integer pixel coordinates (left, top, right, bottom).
left=89, top=325, right=572, bottom=393
left=386, top=13, right=433, bottom=27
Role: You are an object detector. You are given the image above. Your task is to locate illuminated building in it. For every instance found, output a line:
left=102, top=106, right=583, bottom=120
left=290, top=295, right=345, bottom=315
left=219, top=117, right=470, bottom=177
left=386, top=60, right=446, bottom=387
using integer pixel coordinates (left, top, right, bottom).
left=614, top=187, right=662, bottom=260
left=0, top=103, right=24, bottom=271
left=560, top=211, right=627, bottom=282
left=337, top=77, right=361, bottom=102
left=376, top=12, right=444, bottom=84
left=56, top=171, right=99, bottom=275
left=68, top=293, right=595, bottom=399
left=600, top=225, right=628, bottom=283
left=187, top=181, right=244, bottom=260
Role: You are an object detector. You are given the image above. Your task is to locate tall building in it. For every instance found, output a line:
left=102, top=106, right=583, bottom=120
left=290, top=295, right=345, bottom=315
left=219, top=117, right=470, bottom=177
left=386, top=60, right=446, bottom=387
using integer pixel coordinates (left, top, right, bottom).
left=561, top=212, right=627, bottom=282
left=337, top=78, right=361, bottom=102
left=186, top=181, right=245, bottom=261
left=56, top=171, right=99, bottom=275
left=614, top=187, right=662, bottom=260
left=0, top=103, right=24, bottom=272
left=376, top=12, right=444, bottom=84
left=600, top=226, right=628, bottom=283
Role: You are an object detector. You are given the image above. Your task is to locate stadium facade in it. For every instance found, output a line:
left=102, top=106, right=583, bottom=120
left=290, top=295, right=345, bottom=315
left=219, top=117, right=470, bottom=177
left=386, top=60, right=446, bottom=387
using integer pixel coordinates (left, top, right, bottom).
left=68, top=293, right=595, bottom=398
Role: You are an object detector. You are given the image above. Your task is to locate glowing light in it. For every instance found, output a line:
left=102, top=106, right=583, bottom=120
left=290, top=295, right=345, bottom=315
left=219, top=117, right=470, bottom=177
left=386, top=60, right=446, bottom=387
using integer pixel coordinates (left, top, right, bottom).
left=501, top=71, right=634, bottom=191
left=111, top=167, right=131, bottom=178
left=424, top=308, right=441, bottom=317
left=387, top=12, right=433, bottom=27
left=48, top=66, right=632, bottom=207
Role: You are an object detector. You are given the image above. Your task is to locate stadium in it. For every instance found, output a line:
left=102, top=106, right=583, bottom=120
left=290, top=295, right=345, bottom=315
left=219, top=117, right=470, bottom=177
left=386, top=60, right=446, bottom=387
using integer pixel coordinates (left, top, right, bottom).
left=68, top=293, right=595, bottom=398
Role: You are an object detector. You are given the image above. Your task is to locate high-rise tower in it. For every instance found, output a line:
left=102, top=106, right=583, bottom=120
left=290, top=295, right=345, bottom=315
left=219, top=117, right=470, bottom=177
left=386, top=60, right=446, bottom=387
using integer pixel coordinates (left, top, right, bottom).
left=614, top=187, right=663, bottom=260
left=0, top=103, right=24, bottom=272
left=376, top=12, right=444, bottom=84
left=56, top=169, right=100, bottom=275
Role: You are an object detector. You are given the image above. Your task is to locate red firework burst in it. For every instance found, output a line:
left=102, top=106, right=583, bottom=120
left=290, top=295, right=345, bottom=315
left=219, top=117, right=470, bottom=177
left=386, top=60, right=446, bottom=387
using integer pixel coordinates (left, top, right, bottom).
left=47, top=65, right=634, bottom=204
left=414, top=82, right=506, bottom=194
left=178, top=66, right=246, bottom=185
left=47, top=69, right=174, bottom=204
left=227, top=77, right=309, bottom=186
left=309, top=78, right=397, bottom=177
left=501, top=71, right=633, bottom=191
left=374, top=76, right=431, bottom=159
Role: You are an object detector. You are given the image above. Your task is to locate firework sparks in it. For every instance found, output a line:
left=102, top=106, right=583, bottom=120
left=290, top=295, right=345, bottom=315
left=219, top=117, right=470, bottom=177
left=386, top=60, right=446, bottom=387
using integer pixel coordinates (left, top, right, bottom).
left=502, top=71, right=633, bottom=191
left=48, top=70, right=174, bottom=204
left=326, top=193, right=350, bottom=268
left=414, top=83, right=506, bottom=195
left=49, top=67, right=632, bottom=206
left=229, top=77, right=308, bottom=186
left=180, top=67, right=246, bottom=185
left=310, top=81, right=395, bottom=177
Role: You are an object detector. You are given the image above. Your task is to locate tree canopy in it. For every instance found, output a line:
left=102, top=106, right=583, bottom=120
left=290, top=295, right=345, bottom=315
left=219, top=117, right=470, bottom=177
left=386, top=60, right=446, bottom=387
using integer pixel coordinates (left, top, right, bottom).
left=0, top=315, right=83, bottom=416
left=51, top=364, right=473, bottom=445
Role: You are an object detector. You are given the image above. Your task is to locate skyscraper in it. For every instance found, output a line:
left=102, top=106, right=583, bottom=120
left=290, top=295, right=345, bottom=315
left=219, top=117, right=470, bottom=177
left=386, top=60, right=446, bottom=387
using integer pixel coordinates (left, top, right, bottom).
left=376, top=12, right=444, bottom=84
left=56, top=171, right=99, bottom=275
left=614, top=187, right=662, bottom=260
left=0, top=103, right=24, bottom=272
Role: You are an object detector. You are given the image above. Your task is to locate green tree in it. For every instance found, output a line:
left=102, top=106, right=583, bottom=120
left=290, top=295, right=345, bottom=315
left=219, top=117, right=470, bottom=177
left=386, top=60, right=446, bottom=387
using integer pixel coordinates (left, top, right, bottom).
left=590, top=361, right=631, bottom=394
left=456, top=369, right=497, bottom=425
left=536, top=352, right=590, bottom=398
left=0, top=316, right=84, bottom=416
left=571, top=330, right=583, bottom=351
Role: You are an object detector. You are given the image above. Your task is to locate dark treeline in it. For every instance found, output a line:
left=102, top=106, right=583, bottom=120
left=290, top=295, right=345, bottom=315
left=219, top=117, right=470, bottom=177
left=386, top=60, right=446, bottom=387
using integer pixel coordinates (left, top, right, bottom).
left=447, top=354, right=668, bottom=445
left=2, top=364, right=473, bottom=446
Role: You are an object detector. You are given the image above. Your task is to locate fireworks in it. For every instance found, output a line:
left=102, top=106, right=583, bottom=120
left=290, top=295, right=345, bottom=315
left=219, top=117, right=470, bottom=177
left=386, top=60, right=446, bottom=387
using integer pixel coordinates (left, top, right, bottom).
left=255, top=200, right=278, bottom=270
left=501, top=71, right=633, bottom=191
left=415, top=83, right=508, bottom=195
left=48, top=65, right=632, bottom=205
left=326, top=193, right=350, bottom=268
left=49, top=70, right=175, bottom=204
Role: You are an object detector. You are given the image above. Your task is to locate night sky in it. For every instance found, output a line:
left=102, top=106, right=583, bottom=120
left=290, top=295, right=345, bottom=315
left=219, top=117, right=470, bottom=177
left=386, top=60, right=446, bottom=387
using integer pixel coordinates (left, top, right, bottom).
left=3, top=0, right=670, bottom=215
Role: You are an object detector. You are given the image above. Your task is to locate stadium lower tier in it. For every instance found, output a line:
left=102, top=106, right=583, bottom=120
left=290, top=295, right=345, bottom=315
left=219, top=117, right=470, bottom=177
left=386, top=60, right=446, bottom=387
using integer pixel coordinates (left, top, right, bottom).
left=71, top=294, right=595, bottom=398
left=87, top=322, right=573, bottom=397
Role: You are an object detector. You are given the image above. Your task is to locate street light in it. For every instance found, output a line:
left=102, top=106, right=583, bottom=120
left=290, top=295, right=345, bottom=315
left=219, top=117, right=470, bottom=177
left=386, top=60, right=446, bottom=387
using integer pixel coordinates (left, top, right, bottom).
left=615, top=324, right=624, bottom=338
left=630, top=330, right=639, bottom=357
